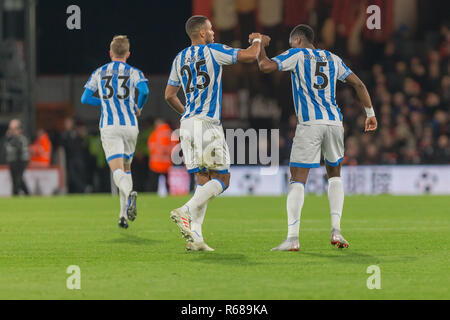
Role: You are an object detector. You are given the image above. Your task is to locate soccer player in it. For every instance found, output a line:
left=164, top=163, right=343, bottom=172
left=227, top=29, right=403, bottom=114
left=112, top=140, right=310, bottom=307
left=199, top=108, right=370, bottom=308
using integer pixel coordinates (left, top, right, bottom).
left=165, top=16, right=262, bottom=251
left=81, top=35, right=149, bottom=229
left=257, top=25, right=377, bottom=250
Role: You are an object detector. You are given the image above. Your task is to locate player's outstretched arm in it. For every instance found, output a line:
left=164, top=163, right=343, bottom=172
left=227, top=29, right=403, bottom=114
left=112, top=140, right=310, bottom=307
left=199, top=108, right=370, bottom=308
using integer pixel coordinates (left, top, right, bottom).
left=256, top=36, right=277, bottom=73
left=236, top=33, right=262, bottom=63
left=165, top=85, right=185, bottom=115
left=345, top=73, right=378, bottom=132
left=81, top=88, right=101, bottom=107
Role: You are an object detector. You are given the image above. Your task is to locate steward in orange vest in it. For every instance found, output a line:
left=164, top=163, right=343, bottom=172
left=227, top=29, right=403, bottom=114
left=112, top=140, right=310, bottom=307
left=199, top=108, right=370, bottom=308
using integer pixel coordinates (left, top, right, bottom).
left=29, top=129, right=52, bottom=168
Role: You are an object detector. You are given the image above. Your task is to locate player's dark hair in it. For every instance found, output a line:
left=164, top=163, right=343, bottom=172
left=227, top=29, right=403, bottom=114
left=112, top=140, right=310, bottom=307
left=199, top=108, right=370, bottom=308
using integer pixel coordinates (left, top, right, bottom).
left=185, top=15, right=209, bottom=38
left=290, top=24, right=314, bottom=44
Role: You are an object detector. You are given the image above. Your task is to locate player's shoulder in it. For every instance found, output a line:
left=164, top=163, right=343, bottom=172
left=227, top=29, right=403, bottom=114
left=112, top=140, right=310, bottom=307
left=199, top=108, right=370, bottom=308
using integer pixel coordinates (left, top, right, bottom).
left=88, top=64, right=106, bottom=80
left=172, top=48, right=188, bottom=63
left=127, top=64, right=144, bottom=74
left=207, top=43, right=236, bottom=53
left=92, top=63, right=109, bottom=74
left=176, top=48, right=187, bottom=59
left=277, top=48, right=303, bottom=58
left=128, top=65, right=148, bottom=83
left=320, top=49, right=342, bottom=62
left=93, top=61, right=115, bottom=75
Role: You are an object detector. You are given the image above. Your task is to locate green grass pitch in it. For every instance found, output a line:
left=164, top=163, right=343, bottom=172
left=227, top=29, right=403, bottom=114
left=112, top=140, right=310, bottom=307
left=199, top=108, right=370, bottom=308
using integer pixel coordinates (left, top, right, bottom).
left=0, top=194, right=448, bottom=300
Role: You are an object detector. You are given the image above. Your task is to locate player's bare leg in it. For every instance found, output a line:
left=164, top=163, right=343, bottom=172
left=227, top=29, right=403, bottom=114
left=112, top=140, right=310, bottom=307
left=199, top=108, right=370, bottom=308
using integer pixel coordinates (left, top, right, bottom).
left=272, top=167, right=309, bottom=251
left=326, top=164, right=348, bottom=248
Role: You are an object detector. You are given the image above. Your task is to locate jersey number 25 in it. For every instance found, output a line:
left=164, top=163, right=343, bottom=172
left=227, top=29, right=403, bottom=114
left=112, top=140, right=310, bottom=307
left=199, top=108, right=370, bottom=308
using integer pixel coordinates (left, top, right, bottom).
left=180, top=60, right=211, bottom=94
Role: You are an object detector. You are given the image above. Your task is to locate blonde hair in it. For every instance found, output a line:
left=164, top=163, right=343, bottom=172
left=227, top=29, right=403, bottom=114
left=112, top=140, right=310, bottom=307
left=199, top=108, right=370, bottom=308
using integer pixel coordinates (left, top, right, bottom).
left=110, top=35, right=130, bottom=58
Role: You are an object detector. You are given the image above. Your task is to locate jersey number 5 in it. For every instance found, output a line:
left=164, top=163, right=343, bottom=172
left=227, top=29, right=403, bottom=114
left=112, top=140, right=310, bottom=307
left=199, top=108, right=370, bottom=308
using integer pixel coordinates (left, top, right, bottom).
left=102, top=76, right=130, bottom=99
left=313, top=62, right=329, bottom=90
left=181, top=60, right=211, bottom=94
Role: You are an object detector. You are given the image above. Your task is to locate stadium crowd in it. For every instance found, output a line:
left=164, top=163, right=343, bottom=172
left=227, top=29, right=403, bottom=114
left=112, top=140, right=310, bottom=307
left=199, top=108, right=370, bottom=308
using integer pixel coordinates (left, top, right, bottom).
left=204, top=0, right=449, bottom=166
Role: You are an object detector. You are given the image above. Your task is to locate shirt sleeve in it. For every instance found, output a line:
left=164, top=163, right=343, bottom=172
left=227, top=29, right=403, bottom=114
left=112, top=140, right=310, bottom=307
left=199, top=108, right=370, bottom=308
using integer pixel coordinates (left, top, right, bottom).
left=167, top=55, right=181, bottom=87
left=335, top=56, right=353, bottom=82
left=271, top=49, right=300, bottom=72
left=131, top=68, right=148, bottom=86
left=208, top=43, right=240, bottom=66
left=136, top=82, right=149, bottom=110
left=84, top=69, right=100, bottom=91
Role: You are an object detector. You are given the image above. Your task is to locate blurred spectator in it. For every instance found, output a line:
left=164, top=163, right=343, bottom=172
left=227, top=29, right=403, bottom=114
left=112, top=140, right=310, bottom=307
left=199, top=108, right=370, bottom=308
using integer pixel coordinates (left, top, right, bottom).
left=235, top=0, right=257, bottom=48
left=4, top=119, right=29, bottom=195
left=60, top=118, right=89, bottom=193
left=431, top=110, right=449, bottom=138
left=213, top=0, right=237, bottom=45
left=132, top=120, right=152, bottom=192
left=435, top=135, right=450, bottom=163
left=147, top=119, right=177, bottom=192
left=29, top=128, right=52, bottom=168
left=259, top=0, right=283, bottom=57
left=88, top=129, right=111, bottom=193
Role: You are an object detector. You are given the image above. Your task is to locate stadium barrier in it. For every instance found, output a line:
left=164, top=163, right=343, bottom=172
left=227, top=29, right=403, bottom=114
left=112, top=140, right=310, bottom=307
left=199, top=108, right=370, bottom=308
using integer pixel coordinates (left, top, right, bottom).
left=0, top=166, right=63, bottom=197
left=169, top=165, right=450, bottom=196
left=1, top=165, right=447, bottom=197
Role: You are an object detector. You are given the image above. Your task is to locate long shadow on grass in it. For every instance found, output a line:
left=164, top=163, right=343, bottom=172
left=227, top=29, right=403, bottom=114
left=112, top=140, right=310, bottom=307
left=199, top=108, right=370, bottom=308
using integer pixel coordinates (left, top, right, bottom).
left=301, top=250, right=381, bottom=265
left=104, top=233, right=162, bottom=246
left=193, top=253, right=260, bottom=266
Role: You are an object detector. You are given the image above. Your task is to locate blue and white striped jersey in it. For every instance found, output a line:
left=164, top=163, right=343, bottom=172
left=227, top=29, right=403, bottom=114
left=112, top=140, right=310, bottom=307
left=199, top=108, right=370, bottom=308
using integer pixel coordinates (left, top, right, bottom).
left=168, top=43, right=240, bottom=124
left=85, top=61, right=148, bottom=129
left=272, top=48, right=353, bottom=126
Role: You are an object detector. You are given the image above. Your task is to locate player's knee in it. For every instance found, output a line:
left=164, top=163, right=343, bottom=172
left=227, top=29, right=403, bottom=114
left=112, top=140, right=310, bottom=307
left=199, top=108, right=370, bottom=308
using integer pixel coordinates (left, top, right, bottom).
left=108, top=158, right=124, bottom=172
left=196, top=172, right=210, bottom=185
left=221, top=174, right=230, bottom=189
left=210, top=172, right=230, bottom=190
left=326, top=164, right=341, bottom=178
left=290, top=167, right=309, bottom=185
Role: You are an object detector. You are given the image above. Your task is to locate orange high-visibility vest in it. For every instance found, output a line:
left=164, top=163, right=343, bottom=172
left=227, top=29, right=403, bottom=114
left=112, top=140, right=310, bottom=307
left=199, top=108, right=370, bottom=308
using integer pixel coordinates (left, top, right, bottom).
left=29, top=132, right=52, bottom=167
left=147, top=123, right=176, bottom=174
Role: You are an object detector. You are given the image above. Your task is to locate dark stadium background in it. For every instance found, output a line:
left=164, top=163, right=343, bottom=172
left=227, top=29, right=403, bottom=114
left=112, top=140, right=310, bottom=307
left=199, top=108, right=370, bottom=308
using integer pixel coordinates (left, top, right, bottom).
left=36, top=0, right=192, bottom=74
left=0, top=0, right=448, bottom=195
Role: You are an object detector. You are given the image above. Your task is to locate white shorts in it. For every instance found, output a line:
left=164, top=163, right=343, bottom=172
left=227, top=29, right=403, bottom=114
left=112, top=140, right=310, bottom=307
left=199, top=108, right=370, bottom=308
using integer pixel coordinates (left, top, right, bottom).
left=290, top=124, right=344, bottom=168
left=179, top=118, right=230, bottom=174
left=100, top=126, right=139, bottom=164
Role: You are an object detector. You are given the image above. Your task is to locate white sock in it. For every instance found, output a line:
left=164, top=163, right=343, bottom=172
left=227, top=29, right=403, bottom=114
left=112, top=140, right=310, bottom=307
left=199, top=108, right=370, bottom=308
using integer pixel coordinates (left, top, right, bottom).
left=184, top=179, right=223, bottom=213
left=119, top=190, right=127, bottom=218
left=125, top=171, right=133, bottom=192
left=191, top=195, right=208, bottom=242
left=287, top=182, right=305, bottom=239
left=119, top=171, right=133, bottom=219
left=328, top=177, right=344, bottom=232
left=113, top=169, right=132, bottom=197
